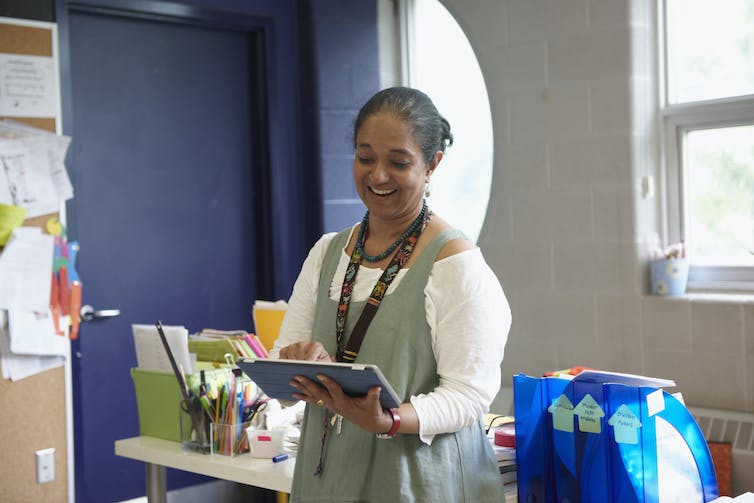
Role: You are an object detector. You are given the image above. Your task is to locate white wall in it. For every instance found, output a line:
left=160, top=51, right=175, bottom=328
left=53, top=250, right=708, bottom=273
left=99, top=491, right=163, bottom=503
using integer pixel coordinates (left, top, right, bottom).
left=440, top=0, right=754, bottom=415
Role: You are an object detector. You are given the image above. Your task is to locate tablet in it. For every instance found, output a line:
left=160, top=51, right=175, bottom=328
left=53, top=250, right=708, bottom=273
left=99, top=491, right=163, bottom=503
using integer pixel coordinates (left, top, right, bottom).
left=236, top=357, right=401, bottom=410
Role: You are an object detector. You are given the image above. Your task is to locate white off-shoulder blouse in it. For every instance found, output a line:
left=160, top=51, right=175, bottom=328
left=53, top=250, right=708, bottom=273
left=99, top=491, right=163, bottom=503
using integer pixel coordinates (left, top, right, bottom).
left=270, top=226, right=511, bottom=445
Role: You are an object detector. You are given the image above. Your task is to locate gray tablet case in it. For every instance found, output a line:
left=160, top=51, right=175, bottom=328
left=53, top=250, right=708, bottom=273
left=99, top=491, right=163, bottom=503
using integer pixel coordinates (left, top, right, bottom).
left=236, top=357, right=401, bottom=409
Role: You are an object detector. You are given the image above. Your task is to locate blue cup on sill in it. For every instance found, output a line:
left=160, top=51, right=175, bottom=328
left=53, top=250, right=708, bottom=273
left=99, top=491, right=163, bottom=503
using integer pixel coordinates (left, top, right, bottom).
left=650, top=258, right=689, bottom=296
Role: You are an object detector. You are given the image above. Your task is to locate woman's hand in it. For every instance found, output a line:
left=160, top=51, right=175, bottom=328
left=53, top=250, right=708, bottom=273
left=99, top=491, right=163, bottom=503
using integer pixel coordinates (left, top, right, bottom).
left=278, top=341, right=332, bottom=361
left=289, top=374, right=394, bottom=434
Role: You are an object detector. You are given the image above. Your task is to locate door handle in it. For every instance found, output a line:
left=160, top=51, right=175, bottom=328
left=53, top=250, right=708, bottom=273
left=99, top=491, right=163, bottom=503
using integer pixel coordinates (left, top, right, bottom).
left=80, top=305, right=121, bottom=322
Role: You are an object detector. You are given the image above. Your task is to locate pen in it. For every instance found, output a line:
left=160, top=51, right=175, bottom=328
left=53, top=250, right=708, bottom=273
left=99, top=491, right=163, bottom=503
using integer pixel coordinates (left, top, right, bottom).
left=272, top=453, right=289, bottom=463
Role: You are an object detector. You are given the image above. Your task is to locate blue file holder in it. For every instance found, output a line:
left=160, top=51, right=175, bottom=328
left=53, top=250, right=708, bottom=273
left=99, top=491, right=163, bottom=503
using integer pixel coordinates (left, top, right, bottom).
left=513, top=373, right=719, bottom=503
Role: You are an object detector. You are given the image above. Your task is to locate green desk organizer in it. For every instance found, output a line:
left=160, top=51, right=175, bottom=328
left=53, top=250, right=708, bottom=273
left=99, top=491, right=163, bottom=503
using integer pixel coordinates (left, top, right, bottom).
left=131, top=364, right=232, bottom=442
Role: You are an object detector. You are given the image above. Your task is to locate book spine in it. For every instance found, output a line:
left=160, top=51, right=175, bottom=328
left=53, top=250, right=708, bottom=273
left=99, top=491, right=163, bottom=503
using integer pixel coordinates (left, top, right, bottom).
left=231, top=340, right=248, bottom=358
left=251, top=334, right=270, bottom=358
left=244, top=334, right=267, bottom=358
left=238, top=339, right=255, bottom=359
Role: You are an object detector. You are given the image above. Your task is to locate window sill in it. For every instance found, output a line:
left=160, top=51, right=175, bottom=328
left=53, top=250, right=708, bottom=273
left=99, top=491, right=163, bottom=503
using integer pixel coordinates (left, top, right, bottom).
left=644, top=291, right=754, bottom=304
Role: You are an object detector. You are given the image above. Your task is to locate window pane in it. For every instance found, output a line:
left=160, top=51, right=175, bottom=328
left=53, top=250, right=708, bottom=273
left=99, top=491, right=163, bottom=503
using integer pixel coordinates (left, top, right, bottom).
left=412, top=0, right=493, bottom=243
left=666, top=0, right=754, bottom=103
left=685, top=125, right=754, bottom=266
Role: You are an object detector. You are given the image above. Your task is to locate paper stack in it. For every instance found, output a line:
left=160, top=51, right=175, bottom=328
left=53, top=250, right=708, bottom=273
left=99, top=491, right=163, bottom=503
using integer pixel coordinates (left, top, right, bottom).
left=132, top=323, right=192, bottom=373
left=189, top=329, right=269, bottom=362
left=485, top=414, right=517, bottom=497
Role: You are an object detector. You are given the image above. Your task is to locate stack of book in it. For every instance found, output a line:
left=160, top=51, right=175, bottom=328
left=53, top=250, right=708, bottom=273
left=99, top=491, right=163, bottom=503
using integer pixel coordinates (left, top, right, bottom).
left=188, top=329, right=269, bottom=365
left=485, top=414, right=517, bottom=498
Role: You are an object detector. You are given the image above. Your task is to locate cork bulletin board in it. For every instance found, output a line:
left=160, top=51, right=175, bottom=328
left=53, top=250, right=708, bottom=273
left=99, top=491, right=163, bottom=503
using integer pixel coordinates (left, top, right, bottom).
left=0, top=17, right=68, bottom=503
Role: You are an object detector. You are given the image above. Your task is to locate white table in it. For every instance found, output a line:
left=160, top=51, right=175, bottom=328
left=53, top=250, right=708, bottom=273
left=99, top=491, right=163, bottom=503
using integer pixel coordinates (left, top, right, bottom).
left=114, top=436, right=294, bottom=502
left=116, top=435, right=517, bottom=502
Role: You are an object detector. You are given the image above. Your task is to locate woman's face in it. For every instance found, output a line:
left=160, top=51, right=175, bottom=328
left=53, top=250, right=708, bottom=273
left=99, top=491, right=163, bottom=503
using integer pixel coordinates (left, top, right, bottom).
left=353, top=112, right=438, bottom=224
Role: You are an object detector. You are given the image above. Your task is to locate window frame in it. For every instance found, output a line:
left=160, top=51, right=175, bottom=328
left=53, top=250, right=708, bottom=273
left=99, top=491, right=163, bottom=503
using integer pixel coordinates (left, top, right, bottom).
left=660, top=1, right=754, bottom=292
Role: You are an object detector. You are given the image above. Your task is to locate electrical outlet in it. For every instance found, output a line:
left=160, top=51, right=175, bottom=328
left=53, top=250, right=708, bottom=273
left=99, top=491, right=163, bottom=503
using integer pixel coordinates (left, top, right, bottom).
left=35, top=448, right=55, bottom=484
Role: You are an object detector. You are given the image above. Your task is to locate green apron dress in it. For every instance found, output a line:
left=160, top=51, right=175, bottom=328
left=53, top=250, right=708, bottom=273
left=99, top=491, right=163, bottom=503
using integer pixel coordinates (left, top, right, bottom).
left=289, top=228, right=504, bottom=502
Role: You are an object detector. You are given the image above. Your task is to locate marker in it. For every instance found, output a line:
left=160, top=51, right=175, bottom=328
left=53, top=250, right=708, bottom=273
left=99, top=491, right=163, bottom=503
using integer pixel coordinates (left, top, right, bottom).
left=272, top=453, right=289, bottom=463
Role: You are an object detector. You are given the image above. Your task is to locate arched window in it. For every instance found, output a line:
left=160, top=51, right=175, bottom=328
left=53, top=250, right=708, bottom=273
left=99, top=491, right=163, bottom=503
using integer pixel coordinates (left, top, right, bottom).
left=382, top=0, right=493, bottom=242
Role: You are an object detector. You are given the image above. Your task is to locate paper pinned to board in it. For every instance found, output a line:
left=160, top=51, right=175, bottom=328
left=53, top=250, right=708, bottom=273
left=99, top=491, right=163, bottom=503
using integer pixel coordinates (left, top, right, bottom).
left=8, top=308, right=67, bottom=356
left=0, top=227, right=53, bottom=312
left=0, top=54, right=59, bottom=118
left=132, top=323, right=193, bottom=374
left=0, top=119, right=74, bottom=217
left=0, top=203, right=26, bottom=246
left=0, top=310, right=65, bottom=381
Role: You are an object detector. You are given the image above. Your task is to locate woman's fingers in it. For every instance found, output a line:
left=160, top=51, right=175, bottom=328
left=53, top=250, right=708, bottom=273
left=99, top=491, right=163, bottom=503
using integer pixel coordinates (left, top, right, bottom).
left=290, top=375, right=330, bottom=406
left=315, top=374, right=341, bottom=399
left=289, top=375, right=386, bottom=432
left=304, top=344, right=331, bottom=361
left=280, top=342, right=331, bottom=361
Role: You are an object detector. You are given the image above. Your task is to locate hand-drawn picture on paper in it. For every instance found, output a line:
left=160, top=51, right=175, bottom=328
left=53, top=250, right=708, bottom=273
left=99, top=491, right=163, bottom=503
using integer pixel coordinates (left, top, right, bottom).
left=0, top=120, right=73, bottom=217
left=0, top=53, right=58, bottom=118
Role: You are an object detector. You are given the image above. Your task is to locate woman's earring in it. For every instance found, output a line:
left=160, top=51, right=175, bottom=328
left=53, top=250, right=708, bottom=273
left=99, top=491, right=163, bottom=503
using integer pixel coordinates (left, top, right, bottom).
left=424, top=182, right=431, bottom=198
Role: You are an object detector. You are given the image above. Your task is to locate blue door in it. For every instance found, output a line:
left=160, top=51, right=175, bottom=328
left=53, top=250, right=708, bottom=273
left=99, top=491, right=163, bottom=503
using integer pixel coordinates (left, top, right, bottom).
left=60, top=2, right=307, bottom=501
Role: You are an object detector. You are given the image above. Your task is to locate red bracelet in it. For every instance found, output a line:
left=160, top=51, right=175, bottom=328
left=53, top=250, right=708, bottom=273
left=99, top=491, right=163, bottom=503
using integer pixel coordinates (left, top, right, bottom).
left=376, top=408, right=400, bottom=439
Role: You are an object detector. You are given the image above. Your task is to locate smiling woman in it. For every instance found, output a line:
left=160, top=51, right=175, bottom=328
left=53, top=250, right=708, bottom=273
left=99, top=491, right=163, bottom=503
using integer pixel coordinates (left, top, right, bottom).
left=270, top=87, right=511, bottom=502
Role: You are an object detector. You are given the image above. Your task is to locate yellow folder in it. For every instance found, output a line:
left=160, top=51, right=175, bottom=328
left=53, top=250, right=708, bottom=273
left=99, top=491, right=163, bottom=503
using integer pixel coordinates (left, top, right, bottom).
left=252, top=301, right=287, bottom=351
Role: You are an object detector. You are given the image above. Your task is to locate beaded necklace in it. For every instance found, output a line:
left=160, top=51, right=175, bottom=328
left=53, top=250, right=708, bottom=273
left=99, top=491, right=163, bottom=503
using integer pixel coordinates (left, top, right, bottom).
left=355, top=200, right=428, bottom=263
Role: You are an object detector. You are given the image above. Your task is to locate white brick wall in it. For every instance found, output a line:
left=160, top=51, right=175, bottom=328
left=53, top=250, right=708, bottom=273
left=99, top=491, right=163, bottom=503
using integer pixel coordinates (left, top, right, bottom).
left=442, top=0, right=754, bottom=419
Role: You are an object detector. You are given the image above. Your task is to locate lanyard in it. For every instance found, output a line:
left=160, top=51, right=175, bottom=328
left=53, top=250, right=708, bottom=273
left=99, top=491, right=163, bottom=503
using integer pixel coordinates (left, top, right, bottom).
left=335, top=208, right=431, bottom=363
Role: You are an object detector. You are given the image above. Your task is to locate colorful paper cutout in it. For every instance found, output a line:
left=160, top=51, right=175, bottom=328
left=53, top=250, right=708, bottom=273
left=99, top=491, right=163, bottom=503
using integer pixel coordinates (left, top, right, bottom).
left=0, top=203, right=26, bottom=245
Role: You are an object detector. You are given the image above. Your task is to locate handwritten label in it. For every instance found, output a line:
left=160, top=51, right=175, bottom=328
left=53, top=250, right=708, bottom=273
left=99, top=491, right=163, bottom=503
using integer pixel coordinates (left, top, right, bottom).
left=608, top=404, right=642, bottom=444
left=573, top=394, right=605, bottom=434
left=548, top=394, right=575, bottom=432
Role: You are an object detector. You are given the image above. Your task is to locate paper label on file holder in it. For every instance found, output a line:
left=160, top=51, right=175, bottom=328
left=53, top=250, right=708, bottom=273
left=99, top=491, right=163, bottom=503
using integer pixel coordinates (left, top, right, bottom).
left=548, top=394, right=575, bottom=432
left=646, top=388, right=665, bottom=416
left=608, top=404, right=642, bottom=444
left=573, top=394, right=605, bottom=434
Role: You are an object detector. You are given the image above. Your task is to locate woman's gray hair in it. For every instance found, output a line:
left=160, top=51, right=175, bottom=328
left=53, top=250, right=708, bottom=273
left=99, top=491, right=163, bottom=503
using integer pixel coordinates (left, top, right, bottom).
left=353, top=87, right=453, bottom=164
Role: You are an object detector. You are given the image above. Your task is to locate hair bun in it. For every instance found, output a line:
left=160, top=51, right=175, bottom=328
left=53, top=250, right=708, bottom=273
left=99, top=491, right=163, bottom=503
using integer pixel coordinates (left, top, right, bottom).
left=440, top=116, right=454, bottom=152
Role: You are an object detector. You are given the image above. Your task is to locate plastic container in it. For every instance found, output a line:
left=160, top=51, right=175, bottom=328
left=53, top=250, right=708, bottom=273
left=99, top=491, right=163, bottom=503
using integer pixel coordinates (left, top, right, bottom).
left=650, top=258, right=689, bottom=296
left=211, top=421, right=251, bottom=456
left=246, top=427, right=286, bottom=459
left=513, top=371, right=718, bottom=502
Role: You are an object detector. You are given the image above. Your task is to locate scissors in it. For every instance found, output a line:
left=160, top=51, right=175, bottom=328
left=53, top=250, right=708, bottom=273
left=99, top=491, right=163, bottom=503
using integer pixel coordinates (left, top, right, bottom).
left=155, top=321, right=208, bottom=450
left=180, top=394, right=210, bottom=450
left=242, top=400, right=269, bottom=424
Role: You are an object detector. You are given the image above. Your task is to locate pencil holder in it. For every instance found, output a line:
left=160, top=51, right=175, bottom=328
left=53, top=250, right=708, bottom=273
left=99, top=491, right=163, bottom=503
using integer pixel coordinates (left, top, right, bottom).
left=179, top=405, right=211, bottom=454
left=211, top=421, right=252, bottom=456
left=649, top=258, right=689, bottom=296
